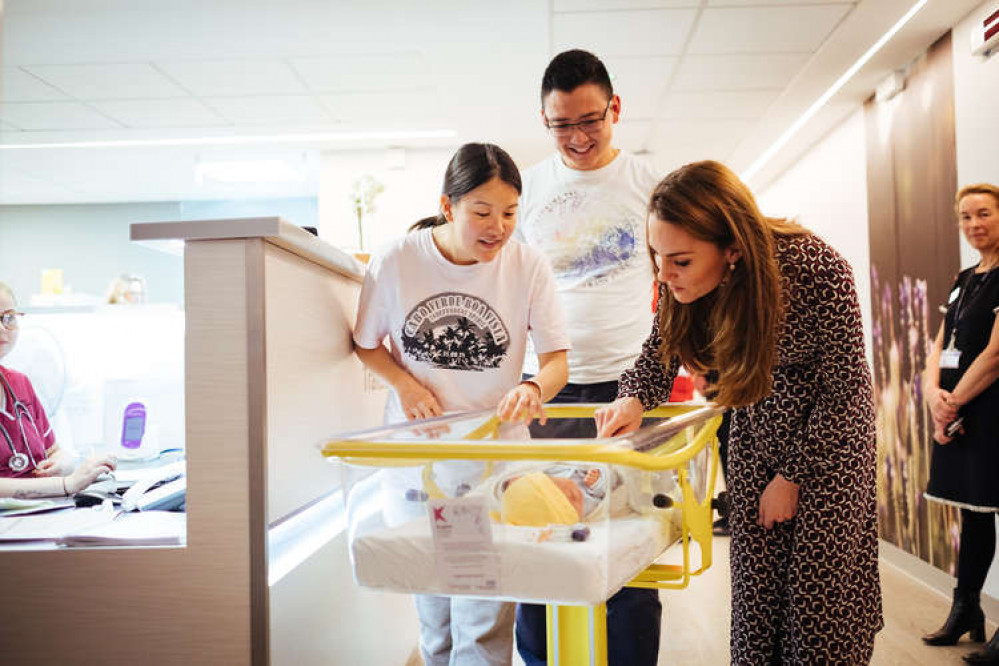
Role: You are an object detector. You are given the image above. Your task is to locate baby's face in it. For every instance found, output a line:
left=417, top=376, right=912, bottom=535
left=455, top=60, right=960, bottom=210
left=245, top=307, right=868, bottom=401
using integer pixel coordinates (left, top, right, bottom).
left=550, top=477, right=583, bottom=520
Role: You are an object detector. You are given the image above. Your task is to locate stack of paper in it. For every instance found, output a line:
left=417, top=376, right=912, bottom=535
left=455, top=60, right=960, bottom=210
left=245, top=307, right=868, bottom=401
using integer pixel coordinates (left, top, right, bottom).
left=0, top=497, right=76, bottom=517
left=58, top=511, right=186, bottom=547
left=0, top=506, right=119, bottom=541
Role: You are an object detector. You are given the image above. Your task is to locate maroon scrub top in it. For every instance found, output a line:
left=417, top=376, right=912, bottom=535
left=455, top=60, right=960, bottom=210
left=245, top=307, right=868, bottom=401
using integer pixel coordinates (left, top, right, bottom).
left=0, top=365, right=55, bottom=478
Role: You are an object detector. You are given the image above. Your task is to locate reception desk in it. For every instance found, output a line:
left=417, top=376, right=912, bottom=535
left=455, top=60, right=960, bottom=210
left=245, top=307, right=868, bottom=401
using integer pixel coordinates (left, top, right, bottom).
left=0, top=218, right=418, bottom=664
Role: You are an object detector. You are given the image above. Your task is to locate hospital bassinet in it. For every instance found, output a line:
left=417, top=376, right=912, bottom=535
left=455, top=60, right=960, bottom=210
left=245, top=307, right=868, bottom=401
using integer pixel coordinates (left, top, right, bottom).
left=321, top=404, right=725, bottom=607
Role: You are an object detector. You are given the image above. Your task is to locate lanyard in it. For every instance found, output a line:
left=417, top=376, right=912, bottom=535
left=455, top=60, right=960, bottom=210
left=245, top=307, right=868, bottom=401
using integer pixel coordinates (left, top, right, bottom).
left=949, top=267, right=995, bottom=349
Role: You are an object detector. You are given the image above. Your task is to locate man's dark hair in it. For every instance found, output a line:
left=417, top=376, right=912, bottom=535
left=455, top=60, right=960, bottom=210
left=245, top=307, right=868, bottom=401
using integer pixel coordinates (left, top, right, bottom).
left=540, top=49, right=613, bottom=104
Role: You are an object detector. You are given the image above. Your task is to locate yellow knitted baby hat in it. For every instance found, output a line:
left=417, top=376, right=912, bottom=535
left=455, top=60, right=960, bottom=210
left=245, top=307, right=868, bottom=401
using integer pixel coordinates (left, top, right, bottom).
left=501, top=472, right=580, bottom=527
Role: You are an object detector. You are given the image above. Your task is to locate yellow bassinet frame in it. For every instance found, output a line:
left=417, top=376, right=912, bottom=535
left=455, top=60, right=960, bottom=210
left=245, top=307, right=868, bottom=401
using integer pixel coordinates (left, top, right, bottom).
left=322, top=403, right=724, bottom=666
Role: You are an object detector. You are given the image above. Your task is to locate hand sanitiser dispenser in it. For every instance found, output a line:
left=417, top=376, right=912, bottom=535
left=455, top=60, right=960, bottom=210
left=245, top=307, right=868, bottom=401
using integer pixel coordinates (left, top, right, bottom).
left=120, top=402, right=147, bottom=454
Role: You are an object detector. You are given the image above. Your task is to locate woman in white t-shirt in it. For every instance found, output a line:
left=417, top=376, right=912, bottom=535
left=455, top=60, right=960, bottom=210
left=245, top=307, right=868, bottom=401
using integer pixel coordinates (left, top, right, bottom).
left=353, top=142, right=570, bottom=666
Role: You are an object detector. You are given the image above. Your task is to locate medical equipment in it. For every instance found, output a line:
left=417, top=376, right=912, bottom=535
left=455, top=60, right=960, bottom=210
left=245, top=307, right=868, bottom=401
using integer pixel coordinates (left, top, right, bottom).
left=0, top=370, right=44, bottom=473
left=120, top=402, right=147, bottom=450
left=323, top=403, right=725, bottom=665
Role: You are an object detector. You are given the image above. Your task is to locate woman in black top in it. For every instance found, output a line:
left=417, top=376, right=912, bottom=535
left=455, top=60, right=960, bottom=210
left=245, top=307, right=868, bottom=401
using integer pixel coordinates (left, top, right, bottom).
left=923, top=183, right=999, bottom=665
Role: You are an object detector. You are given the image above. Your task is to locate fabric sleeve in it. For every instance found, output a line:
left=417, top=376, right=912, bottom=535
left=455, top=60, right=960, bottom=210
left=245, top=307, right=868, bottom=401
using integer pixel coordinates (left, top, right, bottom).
left=526, top=252, right=571, bottom=354
left=778, top=245, right=874, bottom=484
left=352, top=250, right=393, bottom=350
left=616, top=292, right=679, bottom=410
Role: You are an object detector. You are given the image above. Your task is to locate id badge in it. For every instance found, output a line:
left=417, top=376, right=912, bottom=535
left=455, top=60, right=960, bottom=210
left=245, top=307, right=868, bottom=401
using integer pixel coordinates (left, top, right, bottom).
left=940, top=349, right=961, bottom=369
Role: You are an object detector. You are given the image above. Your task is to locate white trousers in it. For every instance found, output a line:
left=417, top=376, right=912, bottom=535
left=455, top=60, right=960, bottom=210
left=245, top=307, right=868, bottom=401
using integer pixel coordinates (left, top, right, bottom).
left=415, top=595, right=515, bottom=666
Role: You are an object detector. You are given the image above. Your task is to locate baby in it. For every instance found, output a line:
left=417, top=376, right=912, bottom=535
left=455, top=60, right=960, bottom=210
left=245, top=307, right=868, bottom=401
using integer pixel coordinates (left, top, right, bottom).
left=499, top=464, right=610, bottom=527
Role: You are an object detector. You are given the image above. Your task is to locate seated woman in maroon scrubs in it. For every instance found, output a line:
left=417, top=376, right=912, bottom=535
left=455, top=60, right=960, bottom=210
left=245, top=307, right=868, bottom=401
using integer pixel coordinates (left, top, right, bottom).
left=0, top=282, right=116, bottom=498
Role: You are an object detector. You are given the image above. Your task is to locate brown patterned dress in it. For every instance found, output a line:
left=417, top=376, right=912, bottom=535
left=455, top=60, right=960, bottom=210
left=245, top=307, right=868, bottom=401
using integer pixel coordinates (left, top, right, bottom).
left=618, top=234, right=883, bottom=664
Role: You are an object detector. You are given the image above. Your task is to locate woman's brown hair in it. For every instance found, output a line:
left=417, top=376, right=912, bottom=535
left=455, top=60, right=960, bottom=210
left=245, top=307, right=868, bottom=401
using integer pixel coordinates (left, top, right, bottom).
left=648, top=161, right=808, bottom=407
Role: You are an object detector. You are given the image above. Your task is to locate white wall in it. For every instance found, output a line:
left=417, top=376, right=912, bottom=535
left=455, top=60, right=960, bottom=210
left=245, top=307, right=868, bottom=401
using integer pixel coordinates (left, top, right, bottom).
left=952, top=0, right=999, bottom=602
left=953, top=1, right=999, bottom=270
left=757, top=108, right=872, bottom=357
left=318, top=148, right=453, bottom=254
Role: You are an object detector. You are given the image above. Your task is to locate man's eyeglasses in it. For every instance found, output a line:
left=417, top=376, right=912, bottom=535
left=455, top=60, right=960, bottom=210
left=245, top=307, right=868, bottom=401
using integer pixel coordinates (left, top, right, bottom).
left=545, top=100, right=612, bottom=137
left=0, top=311, right=24, bottom=330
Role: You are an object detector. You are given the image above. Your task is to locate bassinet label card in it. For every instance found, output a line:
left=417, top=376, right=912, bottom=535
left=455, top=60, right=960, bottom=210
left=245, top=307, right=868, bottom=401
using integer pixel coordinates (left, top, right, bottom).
left=428, top=497, right=500, bottom=593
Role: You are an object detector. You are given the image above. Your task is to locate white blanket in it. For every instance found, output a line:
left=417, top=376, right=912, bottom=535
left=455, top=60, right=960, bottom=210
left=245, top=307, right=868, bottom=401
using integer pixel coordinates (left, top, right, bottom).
left=350, top=510, right=681, bottom=605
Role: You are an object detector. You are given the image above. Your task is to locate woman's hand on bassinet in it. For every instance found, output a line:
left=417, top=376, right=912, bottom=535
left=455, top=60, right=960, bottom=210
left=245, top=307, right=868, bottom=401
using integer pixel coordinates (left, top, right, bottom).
left=398, top=378, right=443, bottom=421
left=594, top=397, right=644, bottom=437
left=498, top=382, right=546, bottom=425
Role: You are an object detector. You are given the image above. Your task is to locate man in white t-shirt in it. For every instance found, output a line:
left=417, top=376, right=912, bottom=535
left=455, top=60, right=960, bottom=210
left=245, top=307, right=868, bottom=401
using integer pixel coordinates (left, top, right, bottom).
left=514, top=49, right=663, bottom=666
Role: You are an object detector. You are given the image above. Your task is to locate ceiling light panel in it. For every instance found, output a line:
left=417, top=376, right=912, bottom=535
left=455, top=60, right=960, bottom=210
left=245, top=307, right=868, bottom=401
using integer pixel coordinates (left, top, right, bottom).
left=92, top=99, right=226, bottom=128
left=605, top=56, right=678, bottom=120
left=22, top=63, right=190, bottom=99
left=0, top=67, right=68, bottom=102
left=671, top=54, right=809, bottom=92
left=290, top=53, right=430, bottom=93
left=204, top=96, right=333, bottom=125
left=0, top=102, right=120, bottom=130
left=687, top=5, right=853, bottom=55
left=552, top=9, right=697, bottom=57
left=157, top=59, right=308, bottom=97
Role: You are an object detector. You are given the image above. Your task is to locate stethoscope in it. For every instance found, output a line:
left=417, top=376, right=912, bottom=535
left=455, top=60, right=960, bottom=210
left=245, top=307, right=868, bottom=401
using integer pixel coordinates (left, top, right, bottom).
left=0, top=370, right=43, bottom=473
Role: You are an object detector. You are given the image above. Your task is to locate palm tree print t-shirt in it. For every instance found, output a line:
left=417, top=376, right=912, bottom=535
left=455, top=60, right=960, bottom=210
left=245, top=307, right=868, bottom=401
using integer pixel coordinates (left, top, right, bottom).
left=354, top=228, right=570, bottom=425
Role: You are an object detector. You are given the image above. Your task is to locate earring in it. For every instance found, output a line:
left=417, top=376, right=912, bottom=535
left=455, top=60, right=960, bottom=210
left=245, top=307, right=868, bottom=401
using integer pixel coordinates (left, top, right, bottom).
left=720, top=262, right=736, bottom=287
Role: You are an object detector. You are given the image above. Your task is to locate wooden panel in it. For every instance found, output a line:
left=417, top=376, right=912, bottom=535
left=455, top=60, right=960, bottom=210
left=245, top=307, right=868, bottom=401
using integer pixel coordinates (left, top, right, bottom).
left=866, top=31, right=962, bottom=574
left=262, top=242, right=387, bottom=523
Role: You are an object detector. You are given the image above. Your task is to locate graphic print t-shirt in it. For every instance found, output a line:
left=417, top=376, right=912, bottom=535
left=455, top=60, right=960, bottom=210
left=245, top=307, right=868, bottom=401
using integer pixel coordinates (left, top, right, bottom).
left=517, top=151, right=660, bottom=383
left=354, top=228, right=570, bottom=425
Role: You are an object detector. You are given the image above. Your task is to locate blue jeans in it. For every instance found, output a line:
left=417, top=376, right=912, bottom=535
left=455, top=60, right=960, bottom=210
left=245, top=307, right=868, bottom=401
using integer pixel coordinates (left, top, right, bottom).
left=518, top=379, right=663, bottom=666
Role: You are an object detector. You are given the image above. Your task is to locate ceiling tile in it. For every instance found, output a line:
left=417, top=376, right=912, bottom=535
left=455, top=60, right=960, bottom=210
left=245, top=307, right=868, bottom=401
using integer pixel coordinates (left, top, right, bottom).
left=650, top=119, right=756, bottom=169
left=605, top=57, right=678, bottom=119
left=552, top=9, right=697, bottom=57
left=1, top=67, right=68, bottom=102
left=291, top=53, right=430, bottom=93
left=660, top=90, right=779, bottom=120
left=319, top=91, right=440, bottom=125
left=0, top=102, right=121, bottom=130
left=671, top=53, right=809, bottom=91
left=204, top=96, right=333, bottom=125
left=555, top=0, right=698, bottom=9
left=612, top=119, right=654, bottom=153
left=157, top=59, right=307, bottom=96
left=91, top=99, right=226, bottom=128
left=22, top=63, right=190, bottom=99
left=687, top=4, right=853, bottom=55
left=706, top=0, right=855, bottom=5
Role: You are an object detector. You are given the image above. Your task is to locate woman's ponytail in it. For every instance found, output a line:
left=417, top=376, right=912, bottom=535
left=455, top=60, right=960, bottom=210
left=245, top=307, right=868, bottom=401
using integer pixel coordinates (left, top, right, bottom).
left=409, top=214, right=447, bottom=232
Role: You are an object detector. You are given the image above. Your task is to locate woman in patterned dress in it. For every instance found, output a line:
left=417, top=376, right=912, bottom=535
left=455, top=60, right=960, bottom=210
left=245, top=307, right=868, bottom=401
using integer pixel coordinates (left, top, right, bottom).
left=921, top=183, right=999, bottom=665
left=595, top=161, right=883, bottom=664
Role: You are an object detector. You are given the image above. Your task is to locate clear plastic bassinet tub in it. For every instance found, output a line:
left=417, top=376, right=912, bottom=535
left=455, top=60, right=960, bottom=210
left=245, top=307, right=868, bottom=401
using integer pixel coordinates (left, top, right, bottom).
left=321, top=403, right=725, bottom=606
